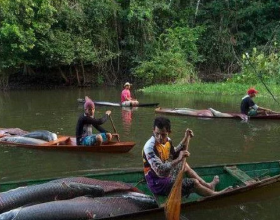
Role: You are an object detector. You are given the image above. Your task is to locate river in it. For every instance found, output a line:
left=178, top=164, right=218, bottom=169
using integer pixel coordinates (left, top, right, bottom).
left=1, top=87, right=280, bottom=219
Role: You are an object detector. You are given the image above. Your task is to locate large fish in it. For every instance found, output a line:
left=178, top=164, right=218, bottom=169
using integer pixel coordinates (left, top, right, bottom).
left=0, top=136, right=47, bottom=145
left=50, top=177, right=142, bottom=194
left=0, top=192, right=158, bottom=220
left=0, top=128, right=28, bottom=136
left=22, top=130, right=57, bottom=142
left=0, top=182, right=104, bottom=214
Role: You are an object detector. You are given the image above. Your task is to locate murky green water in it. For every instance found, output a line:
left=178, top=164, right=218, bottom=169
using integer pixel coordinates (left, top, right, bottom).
left=1, top=87, right=280, bottom=219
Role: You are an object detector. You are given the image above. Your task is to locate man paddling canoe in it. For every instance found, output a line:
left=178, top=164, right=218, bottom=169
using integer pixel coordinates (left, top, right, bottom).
left=142, top=116, right=231, bottom=198
left=76, top=96, right=113, bottom=146
left=241, top=88, right=272, bottom=116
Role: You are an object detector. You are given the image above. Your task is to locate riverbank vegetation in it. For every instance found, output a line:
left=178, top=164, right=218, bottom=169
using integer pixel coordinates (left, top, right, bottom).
left=0, top=0, right=279, bottom=89
left=139, top=83, right=280, bottom=98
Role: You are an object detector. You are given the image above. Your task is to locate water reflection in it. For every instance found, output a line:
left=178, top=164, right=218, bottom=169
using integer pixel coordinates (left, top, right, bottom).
left=121, top=107, right=138, bottom=135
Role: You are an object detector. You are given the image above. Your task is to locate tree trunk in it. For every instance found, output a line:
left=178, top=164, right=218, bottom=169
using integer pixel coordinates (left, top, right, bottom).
left=58, top=67, right=70, bottom=85
left=80, top=61, right=86, bottom=85
left=74, top=65, right=81, bottom=86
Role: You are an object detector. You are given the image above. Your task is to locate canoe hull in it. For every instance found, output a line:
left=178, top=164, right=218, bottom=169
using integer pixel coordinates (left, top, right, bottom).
left=1, top=160, right=280, bottom=219
left=77, top=99, right=159, bottom=107
left=155, top=107, right=280, bottom=120
left=0, top=136, right=135, bottom=153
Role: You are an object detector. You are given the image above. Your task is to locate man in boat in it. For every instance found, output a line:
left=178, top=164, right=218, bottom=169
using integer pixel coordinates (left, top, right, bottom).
left=76, top=96, right=113, bottom=146
left=142, top=116, right=230, bottom=198
left=121, top=82, right=139, bottom=106
left=241, top=88, right=272, bottom=116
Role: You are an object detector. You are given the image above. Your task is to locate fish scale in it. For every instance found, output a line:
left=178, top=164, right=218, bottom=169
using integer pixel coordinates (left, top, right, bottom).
left=0, top=182, right=104, bottom=214
left=50, top=177, right=141, bottom=194
left=0, top=194, right=158, bottom=220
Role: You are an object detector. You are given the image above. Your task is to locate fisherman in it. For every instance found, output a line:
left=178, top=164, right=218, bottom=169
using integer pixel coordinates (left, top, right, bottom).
left=241, top=88, right=272, bottom=116
left=121, top=82, right=139, bottom=106
left=142, top=116, right=231, bottom=197
left=76, top=96, right=113, bottom=146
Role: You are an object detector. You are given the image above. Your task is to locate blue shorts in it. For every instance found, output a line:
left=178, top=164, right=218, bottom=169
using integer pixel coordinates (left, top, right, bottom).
left=80, top=133, right=107, bottom=146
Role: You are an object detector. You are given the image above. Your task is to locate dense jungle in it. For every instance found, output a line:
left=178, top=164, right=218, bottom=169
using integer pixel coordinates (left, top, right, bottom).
left=0, top=0, right=279, bottom=90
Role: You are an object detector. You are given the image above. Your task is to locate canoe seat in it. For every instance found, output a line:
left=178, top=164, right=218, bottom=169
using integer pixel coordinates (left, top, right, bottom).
left=40, top=136, right=70, bottom=146
left=224, top=166, right=256, bottom=185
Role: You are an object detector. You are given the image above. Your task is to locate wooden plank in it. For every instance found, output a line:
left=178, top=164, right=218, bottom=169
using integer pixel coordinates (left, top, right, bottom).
left=224, top=166, right=256, bottom=185
left=40, top=136, right=70, bottom=146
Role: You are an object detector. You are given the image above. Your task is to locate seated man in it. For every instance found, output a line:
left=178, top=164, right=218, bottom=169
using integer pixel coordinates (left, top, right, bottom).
left=76, top=96, right=112, bottom=146
left=142, top=116, right=231, bottom=197
left=121, top=82, right=139, bottom=106
left=241, top=88, right=272, bottom=116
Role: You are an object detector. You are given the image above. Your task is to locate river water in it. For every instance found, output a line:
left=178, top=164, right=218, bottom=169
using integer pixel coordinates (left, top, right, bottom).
left=1, top=87, right=280, bottom=219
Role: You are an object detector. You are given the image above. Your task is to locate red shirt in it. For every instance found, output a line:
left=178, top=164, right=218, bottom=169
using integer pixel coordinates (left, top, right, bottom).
left=121, top=89, right=131, bottom=103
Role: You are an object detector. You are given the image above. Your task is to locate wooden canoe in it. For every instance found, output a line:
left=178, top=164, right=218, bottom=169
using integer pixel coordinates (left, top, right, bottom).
left=1, top=160, right=280, bottom=219
left=77, top=99, right=159, bottom=107
left=0, top=135, right=135, bottom=153
left=155, top=107, right=280, bottom=120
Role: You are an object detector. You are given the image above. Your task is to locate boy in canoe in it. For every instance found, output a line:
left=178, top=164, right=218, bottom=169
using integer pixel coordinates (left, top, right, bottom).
left=121, top=82, right=139, bottom=106
left=142, top=116, right=231, bottom=197
left=241, top=88, right=272, bottom=116
left=76, top=96, right=112, bottom=146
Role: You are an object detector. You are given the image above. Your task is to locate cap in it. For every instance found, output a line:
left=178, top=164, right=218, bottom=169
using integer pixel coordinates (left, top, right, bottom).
left=247, top=88, right=258, bottom=95
left=124, top=82, right=132, bottom=87
left=84, top=96, right=95, bottom=109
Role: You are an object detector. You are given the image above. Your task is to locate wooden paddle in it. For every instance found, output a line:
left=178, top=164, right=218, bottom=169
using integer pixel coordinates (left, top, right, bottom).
left=165, top=129, right=194, bottom=220
left=268, top=110, right=280, bottom=114
left=109, top=115, right=120, bottom=142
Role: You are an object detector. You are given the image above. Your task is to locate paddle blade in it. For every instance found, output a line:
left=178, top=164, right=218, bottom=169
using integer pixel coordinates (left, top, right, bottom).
left=165, top=170, right=184, bottom=220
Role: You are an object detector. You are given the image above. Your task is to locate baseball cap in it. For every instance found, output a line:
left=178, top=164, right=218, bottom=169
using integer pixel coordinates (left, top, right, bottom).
left=247, top=88, right=258, bottom=95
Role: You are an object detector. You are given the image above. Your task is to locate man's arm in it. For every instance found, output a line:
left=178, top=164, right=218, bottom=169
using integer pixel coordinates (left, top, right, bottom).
left=84, top=111, right=111, bottom=133
left=174, top=129, right=194, bottom=152
left=257, top=106, right=272, bottom=112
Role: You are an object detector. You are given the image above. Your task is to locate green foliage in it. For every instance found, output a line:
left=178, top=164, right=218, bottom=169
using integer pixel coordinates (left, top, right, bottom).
left=140, top=82, right=280, bottom=97
left=133, top=25, right=202, bottom=85
left=0, top=0, right=56, bottom=68
left=195, top=0, right=280, bottom=73
left=0, top=0, right=280, bottom=88
left=38, top=30, right=75, bottom=66
left=228, top=46, right=280, bottom=84
left=133, top=51, right=195, bottom=85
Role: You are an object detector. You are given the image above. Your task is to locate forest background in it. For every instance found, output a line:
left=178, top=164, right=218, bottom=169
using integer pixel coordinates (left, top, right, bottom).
left=0, top=0, right=279, bottom=91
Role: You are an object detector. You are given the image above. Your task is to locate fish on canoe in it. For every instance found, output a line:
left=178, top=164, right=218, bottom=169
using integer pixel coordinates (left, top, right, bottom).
left=1, top=161, right=280, bottom=219
left=155, top=107, right=280, bottom=120
left=0, top=128, right=28, bottom=137
left=0, top=193, right=158, bottom=220
left=0, top=177, right=141, bottom=214
left=0, top=129, right=135, bottom=153
left=0, top=182, right=104, bottom=214
left=0, top=135, right=135, bottom=153
left=77, top=99, right=159, bottom=107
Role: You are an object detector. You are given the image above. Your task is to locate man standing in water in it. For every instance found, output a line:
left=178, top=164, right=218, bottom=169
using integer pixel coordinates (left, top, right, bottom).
left=142, top=116, right=231, bottom=197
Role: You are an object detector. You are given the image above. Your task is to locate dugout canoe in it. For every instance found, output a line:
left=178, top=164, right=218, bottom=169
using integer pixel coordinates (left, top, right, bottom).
left=155, top=107, right=280, bottom=120
left=1, top=160, right=280, bottom=219
left=0, top=135, right=135, bottom=153
left=77, top=98, right=159, bottom=107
